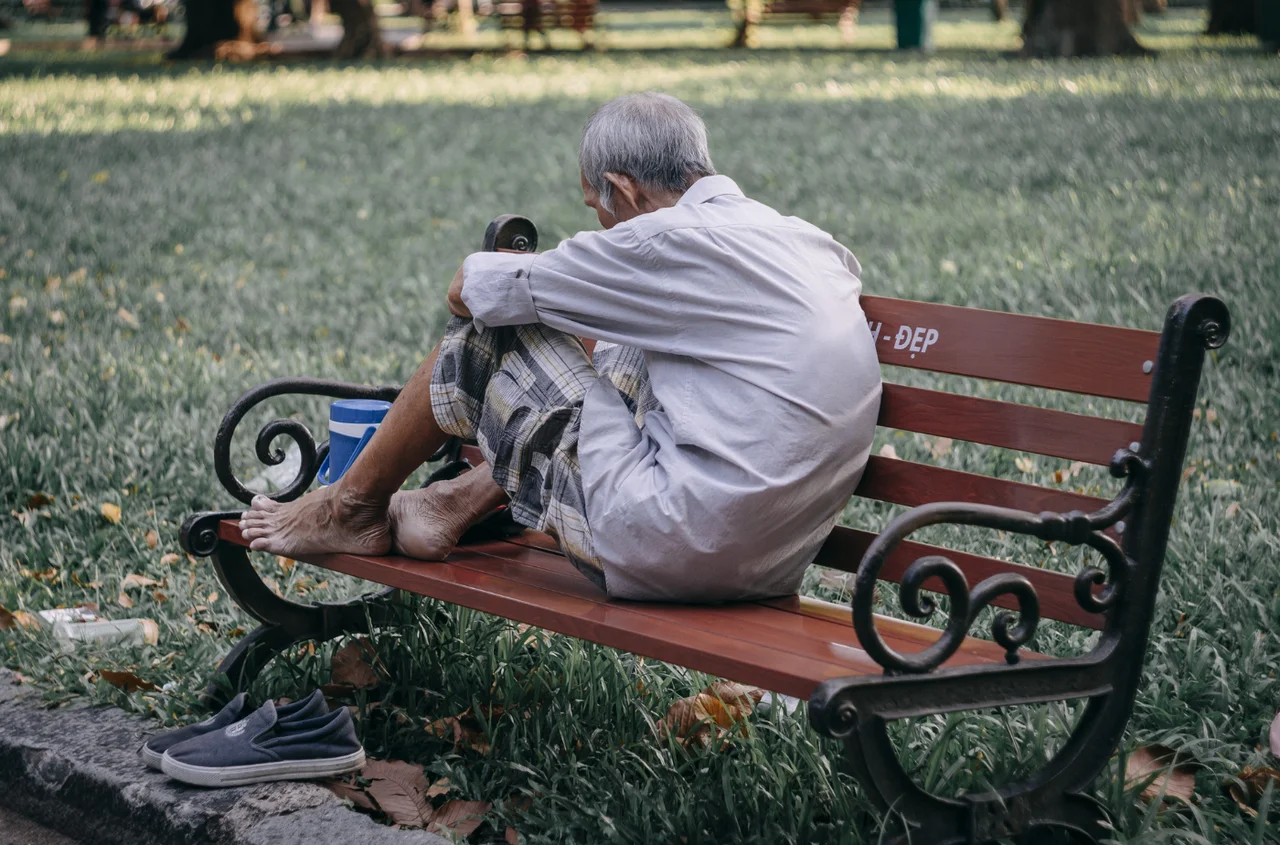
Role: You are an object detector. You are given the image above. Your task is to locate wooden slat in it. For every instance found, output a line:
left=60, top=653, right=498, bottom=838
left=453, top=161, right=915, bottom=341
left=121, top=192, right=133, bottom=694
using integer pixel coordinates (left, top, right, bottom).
left=862, top=296, right=1161, bottom=403
left=856, top=456, right=1110, bottom=514
left=814, top=527, right=1103, bottom=629
left=456, top=537, right=1021, bottom=662
left=506, top=524, right=1100, bottom=629
left=216, top=522, right=1010, bottom=698
left=879, top=383, right=1143, bottom=466
left=450, top=542, right=1014, bottom=669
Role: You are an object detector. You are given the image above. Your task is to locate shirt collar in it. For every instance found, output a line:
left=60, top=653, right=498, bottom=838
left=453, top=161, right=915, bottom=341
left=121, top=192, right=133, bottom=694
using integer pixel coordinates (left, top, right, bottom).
left=677, top=175, right=743, bottom=207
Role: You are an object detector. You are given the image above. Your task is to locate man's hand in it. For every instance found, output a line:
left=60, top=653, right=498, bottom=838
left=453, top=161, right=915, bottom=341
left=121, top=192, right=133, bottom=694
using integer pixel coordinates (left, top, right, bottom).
left=447, top=264, right=471, bottom=319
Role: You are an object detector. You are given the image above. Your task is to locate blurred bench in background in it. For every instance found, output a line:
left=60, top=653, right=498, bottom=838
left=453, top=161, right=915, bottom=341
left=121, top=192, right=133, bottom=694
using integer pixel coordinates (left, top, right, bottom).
left=731, top=0, right=861, bottom=47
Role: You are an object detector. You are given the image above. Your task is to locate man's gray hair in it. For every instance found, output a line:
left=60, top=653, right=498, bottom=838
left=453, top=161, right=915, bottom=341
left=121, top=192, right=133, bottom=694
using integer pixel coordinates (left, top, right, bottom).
left=579, top=92, right=716, bottom=215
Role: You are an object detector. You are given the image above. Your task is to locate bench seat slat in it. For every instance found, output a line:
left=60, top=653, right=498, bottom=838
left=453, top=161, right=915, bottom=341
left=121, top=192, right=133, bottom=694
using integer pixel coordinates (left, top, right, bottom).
left=856, top=456, right=1110, bottom=514
left=879, top=383, right=1143, bottom=466
left=457, top=538, right=1020, bottom=660
left=216, top=522, right=1015, bottom=699
left=862, top=296, right=1161, bottom=403
left=489, top=526, right=1101, bottom=630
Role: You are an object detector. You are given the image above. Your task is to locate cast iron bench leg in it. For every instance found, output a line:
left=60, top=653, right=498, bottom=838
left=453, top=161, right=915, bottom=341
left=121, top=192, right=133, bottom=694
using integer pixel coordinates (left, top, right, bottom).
left=180, top=510, right=401, bottom=707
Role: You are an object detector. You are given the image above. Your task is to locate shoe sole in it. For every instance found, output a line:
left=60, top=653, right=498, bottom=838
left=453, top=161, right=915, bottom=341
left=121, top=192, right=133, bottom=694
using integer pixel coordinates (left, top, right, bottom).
left=140, top=744, right=166, bottom=770
left=160, top=748, right=366, bottom=787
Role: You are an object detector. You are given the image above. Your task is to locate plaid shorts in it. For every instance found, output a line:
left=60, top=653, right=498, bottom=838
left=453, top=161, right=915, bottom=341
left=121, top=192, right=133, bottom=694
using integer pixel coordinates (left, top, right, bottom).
left=429, top=316, right=657, bottom=591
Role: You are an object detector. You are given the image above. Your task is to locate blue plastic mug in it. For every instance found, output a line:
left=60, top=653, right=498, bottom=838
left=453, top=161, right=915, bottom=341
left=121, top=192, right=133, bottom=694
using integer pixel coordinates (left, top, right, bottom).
left=317, top=399, right=393, bottom=486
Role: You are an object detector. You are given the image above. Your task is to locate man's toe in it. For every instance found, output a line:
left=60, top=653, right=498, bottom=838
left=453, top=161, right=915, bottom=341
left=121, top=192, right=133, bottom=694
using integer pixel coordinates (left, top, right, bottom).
left=250, top=495, right=279, bottom=513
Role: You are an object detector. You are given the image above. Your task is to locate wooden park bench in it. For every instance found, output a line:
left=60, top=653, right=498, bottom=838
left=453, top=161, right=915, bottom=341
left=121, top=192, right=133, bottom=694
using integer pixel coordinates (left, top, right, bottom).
left=494, top=0, right=597, bottom=47
left=181, top=218, right=1229, bottom=844
left=730, top=0, right=862, bottom=47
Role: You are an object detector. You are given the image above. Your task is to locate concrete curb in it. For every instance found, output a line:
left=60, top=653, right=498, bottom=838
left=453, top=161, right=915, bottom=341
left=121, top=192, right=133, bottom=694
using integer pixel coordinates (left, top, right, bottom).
left=0, top=670, right=449, bottom=845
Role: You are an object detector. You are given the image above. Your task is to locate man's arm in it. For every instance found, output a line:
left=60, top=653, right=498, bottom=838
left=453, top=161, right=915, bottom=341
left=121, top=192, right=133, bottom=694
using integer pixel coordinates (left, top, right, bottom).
left=457, top=226, right=683, bottom=351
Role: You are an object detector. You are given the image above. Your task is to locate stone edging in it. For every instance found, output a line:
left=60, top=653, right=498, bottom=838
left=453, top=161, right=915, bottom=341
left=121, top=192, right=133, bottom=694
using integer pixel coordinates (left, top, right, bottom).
left=0, top=669, right=448, bottom=845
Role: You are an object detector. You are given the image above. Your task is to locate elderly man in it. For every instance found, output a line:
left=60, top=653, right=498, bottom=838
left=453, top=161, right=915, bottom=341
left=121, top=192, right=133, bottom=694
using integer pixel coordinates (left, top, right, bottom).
left=240, top=92, right=881, bottom=602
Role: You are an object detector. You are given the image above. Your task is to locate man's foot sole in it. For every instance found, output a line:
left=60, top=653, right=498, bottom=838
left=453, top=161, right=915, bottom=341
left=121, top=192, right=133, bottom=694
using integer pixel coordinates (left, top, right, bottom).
left=160, top=748, right=366, bottom=787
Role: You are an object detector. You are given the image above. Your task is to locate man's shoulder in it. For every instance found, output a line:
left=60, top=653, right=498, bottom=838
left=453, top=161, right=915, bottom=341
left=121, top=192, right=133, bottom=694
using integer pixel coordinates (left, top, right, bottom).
left=630, top=194, right=821, bottom=243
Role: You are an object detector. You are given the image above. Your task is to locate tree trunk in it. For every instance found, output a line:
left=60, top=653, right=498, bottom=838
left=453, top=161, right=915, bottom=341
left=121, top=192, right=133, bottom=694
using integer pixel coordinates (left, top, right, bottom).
left=991, top=0, right=1009, bottom=22
left=330, top=0, right=384, bottom=56
left=1022, top=0, right=1148, bottom=57
left=1207, top=0, right=1257, bottom=35
left=86, top=0, right=109, bottom=38
left=169, top=0, right=259, bottom=58
left=1142, top=0, right=1167, bottom=14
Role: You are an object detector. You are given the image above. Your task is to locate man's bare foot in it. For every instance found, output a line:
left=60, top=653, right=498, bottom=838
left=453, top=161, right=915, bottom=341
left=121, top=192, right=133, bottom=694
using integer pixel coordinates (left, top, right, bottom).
left=239, top=486, right=392, bottom=558
left=388, top=464, right=509, bottom=560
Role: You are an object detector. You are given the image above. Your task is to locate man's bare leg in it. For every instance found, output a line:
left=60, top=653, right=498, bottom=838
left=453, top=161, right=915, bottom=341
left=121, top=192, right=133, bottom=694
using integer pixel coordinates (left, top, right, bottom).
left=239, top=343, right=504, bottom=559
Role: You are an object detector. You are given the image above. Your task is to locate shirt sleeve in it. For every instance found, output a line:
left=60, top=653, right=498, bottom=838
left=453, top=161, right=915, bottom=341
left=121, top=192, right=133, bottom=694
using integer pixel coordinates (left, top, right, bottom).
left=459, top=251, right=539, bottom=332
left=461, top=225, right=679, bottom=349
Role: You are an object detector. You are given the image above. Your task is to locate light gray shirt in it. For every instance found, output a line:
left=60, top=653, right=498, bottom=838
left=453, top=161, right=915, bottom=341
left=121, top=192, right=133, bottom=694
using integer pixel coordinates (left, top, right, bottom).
left=461, top=175, right=882, bottom=602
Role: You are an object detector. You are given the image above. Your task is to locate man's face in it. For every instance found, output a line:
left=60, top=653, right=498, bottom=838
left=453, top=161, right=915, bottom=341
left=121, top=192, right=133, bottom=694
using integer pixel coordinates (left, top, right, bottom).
left=581, top=171, right=620, bottom=230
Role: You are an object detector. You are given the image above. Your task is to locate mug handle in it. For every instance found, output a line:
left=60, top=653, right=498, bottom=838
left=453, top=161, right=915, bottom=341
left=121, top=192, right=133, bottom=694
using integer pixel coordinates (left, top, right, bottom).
left=316, top=425, right=378, bottom=487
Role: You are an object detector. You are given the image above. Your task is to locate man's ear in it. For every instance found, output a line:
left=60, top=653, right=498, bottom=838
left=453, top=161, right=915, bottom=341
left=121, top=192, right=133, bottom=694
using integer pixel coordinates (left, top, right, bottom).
left=603, top=172, right=641, bottom=218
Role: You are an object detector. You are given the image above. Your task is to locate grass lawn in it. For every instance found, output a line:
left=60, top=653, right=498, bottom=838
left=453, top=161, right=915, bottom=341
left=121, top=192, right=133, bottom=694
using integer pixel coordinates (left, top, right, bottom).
left=2, top=6, right=1279, bottom=843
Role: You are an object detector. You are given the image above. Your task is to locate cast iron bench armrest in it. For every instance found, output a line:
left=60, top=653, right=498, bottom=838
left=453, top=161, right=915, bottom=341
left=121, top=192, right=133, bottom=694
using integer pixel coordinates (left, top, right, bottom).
left=846, top=448, right=1144, bottom=677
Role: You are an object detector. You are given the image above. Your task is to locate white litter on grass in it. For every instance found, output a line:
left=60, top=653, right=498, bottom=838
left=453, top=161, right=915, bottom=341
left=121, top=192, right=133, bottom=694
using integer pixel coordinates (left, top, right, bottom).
left=38, top=607, right=100, bottom=626
left=53, top=618, right=159, bottom=650
left=756, top=692, right=805, bottom=716
left=244, top=443, right=304, bottom=494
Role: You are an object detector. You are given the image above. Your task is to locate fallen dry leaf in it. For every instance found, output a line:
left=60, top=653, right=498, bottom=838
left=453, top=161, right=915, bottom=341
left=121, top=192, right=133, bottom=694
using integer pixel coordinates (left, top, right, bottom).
left=117, top=592, right=134, bottom=609
left=1225, top=766, right=1280, bottom=817
left=99, top=670, right=160, bottom=694
left=120, top=573, right=159, bottom=590
left=0, top=605, right=40, bottom=631
left=362, top=759, right=433, bottom=827
left=324, top=775, right=379, bottom=813
left=277, top=555, right=295, bottom=573
left=656, top=681, right=765, bottom=748
left=26, top=493, right=54, bottom=510
left=1125, top=745, right=1196, bottom=804
left=877, top=443, right=898, bottom=460
left=427, top=715, right=492, bottom=756
left=159, top=553, right=181, bottom=566
left=331, top=639, right=381, bottom=690
left=428, top=800, right=491, bottom=838
left=1015, top=456, right=1037, bottom=474
left=1270, top=710, right=1280, bottom=758
left=928, top=437, right=953, bottom=459
left=117, top=307, right=139, bottom=328
left=144, top=529, right=159, bottom=549
left=505, top=826, right=521, bottom=845
left=101, top=502, right=122, bottom=524
left=1224, top=502, right=1241, bottom=519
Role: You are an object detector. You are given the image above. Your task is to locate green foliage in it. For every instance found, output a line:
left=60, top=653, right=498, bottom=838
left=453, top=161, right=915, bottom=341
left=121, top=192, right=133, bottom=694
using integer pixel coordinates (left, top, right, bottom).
left=1, top=8, right=1278, bottom=844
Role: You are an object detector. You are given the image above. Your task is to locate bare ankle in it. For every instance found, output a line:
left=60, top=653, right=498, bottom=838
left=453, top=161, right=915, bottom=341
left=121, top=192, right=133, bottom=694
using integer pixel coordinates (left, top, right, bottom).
left=331, top=482, right=391, bottom=522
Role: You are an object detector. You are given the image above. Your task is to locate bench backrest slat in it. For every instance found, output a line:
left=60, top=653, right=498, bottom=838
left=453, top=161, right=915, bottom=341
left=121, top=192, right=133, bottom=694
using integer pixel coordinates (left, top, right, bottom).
left=862, top=296, right=1162, bottom=402
left=879, top=383, right=1142, bottom=466
left=854, top=456, right=1110, bottom=515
